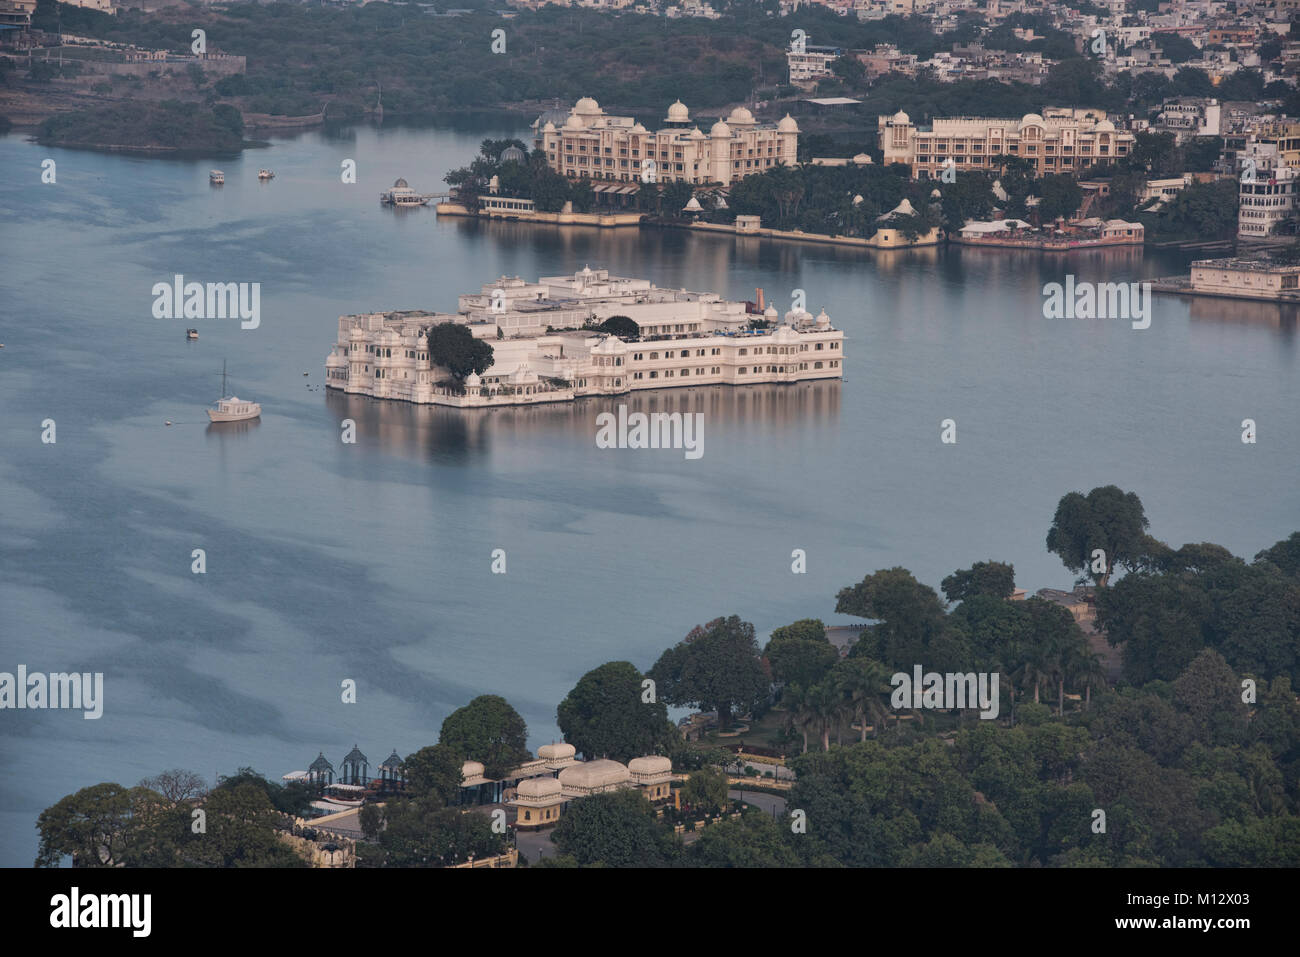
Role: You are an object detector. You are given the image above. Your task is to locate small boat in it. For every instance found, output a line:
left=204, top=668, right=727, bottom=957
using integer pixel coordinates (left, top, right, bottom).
left=258, top=169, right=275, bottom=181
left=210, top=170, right=224, bottom=185
left=186, top=328, right=199, bottom=340
left=207, top=360, right=261, bottom=423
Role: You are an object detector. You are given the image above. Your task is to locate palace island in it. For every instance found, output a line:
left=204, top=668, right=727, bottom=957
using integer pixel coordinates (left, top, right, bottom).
left=324, top=267, right=844, bottom=407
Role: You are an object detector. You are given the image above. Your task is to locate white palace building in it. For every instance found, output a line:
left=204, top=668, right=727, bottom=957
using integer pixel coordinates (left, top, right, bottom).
left=324, top=267, right=844, bottom=407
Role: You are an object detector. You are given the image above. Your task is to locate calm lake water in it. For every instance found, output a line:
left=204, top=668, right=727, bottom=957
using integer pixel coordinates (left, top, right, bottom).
left=1, top=120, right=1297, bottom=866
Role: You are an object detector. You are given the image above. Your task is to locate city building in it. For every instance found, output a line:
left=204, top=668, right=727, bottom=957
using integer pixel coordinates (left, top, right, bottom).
left=1188, top=258, right=1300, bottom=300
left=878, top=108, right=1135, bottom=179
left=1235, top=144, right=1297, bottom=240
left=787, top=43, right=844, bottom=87
left=1151, top=97, right=1221, bottom=142
left=532, top=98, right=798, bottom=187
left=325, top=267, right=844, bottom=407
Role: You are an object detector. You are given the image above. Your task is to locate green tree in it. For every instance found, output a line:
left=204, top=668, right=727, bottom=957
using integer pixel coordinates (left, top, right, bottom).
left=1046, top=486, right=1150, bottom=587
left=365, top=798, right=505, bottom=867
left=596, top=315, right=639, bottom=338
left=550, top=789, right=679, bottom=867
left=425, top=322, right=493, bottom=381
left=36, top=783, right=170, bottom=868
left=402, top=743, right=464, bottom=805
left=648, top=616, right=770, bottom=728
left=439, top=695, right=531, bottom=780
left=556, top=661, right=674, bottom=762
left=682, top=767, right=729, bottom=814
left=941, top=561, right=1016, bottom=603
left=689, top=811, right=801, bottom=867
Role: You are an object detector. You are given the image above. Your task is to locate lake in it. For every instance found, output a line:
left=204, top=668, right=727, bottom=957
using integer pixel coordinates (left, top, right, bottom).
left=1, top=119, right=1297, bottom=866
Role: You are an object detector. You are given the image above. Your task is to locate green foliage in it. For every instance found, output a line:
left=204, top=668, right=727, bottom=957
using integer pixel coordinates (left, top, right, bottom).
left=439, top=695, right=531, bottom=780
left=551, top=789, right=679, bottom=867
left=402, top=744, right=464, bottom=806
left=36, top=778, right=308, bottom=868
left=556, top=661, right=674, bottom=762
left=214, top=767, right=313, bottom=816
left=1097, top=543, right=1300, bottom=685
left=1046, top=485, right=1150, bottom=587
left=595, top=315, right=639, bottom=338
left=37, top=100, right=246, bottom=152
left=681, top=767, right=730, bottom=815
left=689, top=811, right=801, bottom=867
left=425, top=321, right=494, bottom=381
left=648, top=615, right=770, bottom=728
left=364, top=797, right=506, bottom=867
left=941, top=561, right=1016, bottom=603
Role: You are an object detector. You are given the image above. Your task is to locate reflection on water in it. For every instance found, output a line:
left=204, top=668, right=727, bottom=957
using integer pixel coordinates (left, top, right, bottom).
left=324, top=380, right=841, bottom=461
left=1187, top=296, right=1300, bottom=335
left=205, top=419, right=262, bottom=439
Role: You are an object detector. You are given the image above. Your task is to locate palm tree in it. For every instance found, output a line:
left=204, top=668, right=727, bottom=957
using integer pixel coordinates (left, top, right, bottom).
left=1065, top=643, right=1107, bottom=712
left=781, top=684, right=813, bottom=754
left=807, top=682, right=841, bottom=751
left=835, top=657, right=892, bottom=742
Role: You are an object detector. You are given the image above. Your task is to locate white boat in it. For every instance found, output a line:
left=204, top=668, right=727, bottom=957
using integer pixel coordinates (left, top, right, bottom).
left=210, top=170, right=224, bottom=185
left=186, top=328, right=198, bottom=340
left=206, top=361, right=261, bottom=422
left=380, top=177, right=431, bottom=207
left=258, top=169, right=275, bottom=181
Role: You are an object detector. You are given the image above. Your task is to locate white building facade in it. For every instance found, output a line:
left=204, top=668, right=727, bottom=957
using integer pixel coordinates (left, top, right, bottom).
left=324, top=267, right=844, bottom=407
left=533, top=98, right=799, bottom=187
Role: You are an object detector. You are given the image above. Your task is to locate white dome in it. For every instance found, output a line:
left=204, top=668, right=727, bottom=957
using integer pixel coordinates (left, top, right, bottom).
left=542, top=121, right=556, bottom=133
left=763, top=305, right=778, bottom=318
left=630, top=122, right=647, bottom=134
left=628, top=755, right=672, bottom=775
left=816, top=308, right=830, bottom=326
left=563, top=113, right=584, bottom=131
left=727, top=106, right=755, bottom=125
left=1019, top=113, right=1045, bottom=128
left=666, top=100, right=690, bottom=123
left=461, top=760, right=485, bottom=779
left=892, top=110, right=910, bottom=124
left=1095, top=119, right=1115, bottom=132
left=574, top=97, right=602, bottom=115
left=538, top=742, right=576, bottom=761
left=777, top=114, right=799, bottom=133
left=517, top=776, right=562, bottom=799
left=710, top=119, right=731, bottom=138
left=688, top=127, right=705, bottom=140
left=465, top=372, right=481, bottom=387
left=559, top=759, right=629, bottom=790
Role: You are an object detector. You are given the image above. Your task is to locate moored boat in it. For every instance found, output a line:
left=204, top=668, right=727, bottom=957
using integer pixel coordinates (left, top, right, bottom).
left=210, top=170, right=225, bottom=185
left=258, top=169, right=275, bottom=181
left=186, top=328, right=198, bottom=340
left=206, top=360, right=261, bottom=423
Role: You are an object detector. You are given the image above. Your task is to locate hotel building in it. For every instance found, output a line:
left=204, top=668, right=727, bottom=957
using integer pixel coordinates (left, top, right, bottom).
left=1189, top=258, right=1300, bottom=300
left=532, top=97, right=799, bottom=186
left=878, top=108, right=1135, bottom=179
left=324, top=267, right=844, bottom=407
